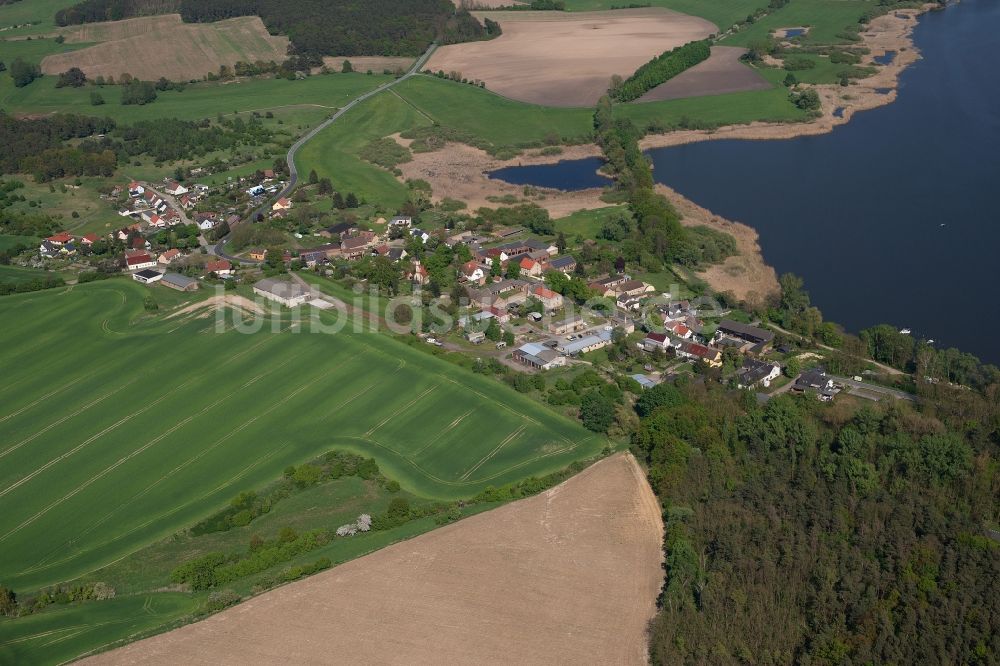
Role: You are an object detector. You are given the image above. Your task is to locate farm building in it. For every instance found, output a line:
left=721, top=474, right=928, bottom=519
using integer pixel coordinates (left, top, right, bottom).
left=253, top=278, right=309, bottom=308
left=560, top=329, right=613, bottom=356
left=132, top=269, right=163, bottom=284
left=715, top=319, right=775, bottom=353
left=530, top=285, right=564, bottom=312
left=549, top=316, right=587, bottom=335
left=513, top=343, right=566, bottom=370
left=161, top=273, right=199, bottom=292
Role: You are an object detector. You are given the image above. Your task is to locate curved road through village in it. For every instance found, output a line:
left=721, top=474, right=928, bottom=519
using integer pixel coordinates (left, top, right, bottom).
left=213, top=44, right=438, bottom=264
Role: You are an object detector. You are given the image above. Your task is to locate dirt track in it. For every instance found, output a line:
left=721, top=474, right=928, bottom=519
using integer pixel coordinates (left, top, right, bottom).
left=427, top=8, right=715, bottom=107
left=81, top=453, right=664, bottom=665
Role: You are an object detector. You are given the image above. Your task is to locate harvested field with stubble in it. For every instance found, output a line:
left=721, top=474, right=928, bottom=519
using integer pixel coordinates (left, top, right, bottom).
left=426, top=8, right=716, bottom=106
left=82, top=453, right=664, bottom=666
left=41, top=15, right=289, bottom=81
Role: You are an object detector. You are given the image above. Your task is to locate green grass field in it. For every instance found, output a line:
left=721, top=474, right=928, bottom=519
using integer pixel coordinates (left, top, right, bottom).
left=0, top=72, right=392, bottom=123
left=0, top=264, right=52, bottom=284
left=0, top=235, right=40, bottom=252
left=0, top=280, right=602, bottom=593
left=560, top=0, right=760, bottom=30
left=0, top=0, right=79, bottom=37
left=721, top=0, right=877, bottom=47
left=0, top=593, right=199, bottom=665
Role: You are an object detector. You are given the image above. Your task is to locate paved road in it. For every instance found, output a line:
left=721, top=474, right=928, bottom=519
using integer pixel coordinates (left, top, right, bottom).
left=212, top=43, right=438, bottom=265
left=830, top=375, right=917, bottom=402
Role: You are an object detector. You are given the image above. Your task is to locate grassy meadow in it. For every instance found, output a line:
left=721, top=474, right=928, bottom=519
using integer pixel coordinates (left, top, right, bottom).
left=0, top=0, right=79, bottom=37
left=0, top=280, right=602, bottom=593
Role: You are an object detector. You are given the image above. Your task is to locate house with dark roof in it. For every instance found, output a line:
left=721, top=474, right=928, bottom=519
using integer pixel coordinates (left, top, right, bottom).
left=513, top=342, right=566, bottom=370
left=737, top=358, right=781, bottom=389
left=793, top=368, right=838, bottom=401
left=715, top=319, right=775, bottom=353
left=132, top=269, right=162, bottom=284
left=545, top=255, right=577, bottom=274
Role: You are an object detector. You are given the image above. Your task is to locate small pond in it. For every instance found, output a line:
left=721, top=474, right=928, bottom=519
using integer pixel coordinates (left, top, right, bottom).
left=488, top=157, right=610, bottom=191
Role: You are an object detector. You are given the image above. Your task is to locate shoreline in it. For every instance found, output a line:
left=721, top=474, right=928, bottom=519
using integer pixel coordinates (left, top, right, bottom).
left=395, top=5, right=934, bottom=300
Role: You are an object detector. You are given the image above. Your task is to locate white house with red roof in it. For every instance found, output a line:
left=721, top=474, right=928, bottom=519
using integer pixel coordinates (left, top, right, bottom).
left=46, top=232, right=73, bottom=246
left=125, top=252, right=157, bottom=272
left=164, top=181, right=189, bottom=196
left=460, top=260, right=485, bottom=285
left=205, top=259, right=233, bottom=277
left=272, top=197, right=293, bottom=212
left=80, top=233, right=99, bottom=246
left=519, top=257, right=543, bottom=278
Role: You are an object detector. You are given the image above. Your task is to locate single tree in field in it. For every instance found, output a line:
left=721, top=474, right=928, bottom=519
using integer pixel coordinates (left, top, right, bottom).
left=332, top=192, right=346, bottom=209
left=345, top=192, right=359, bottom=208
left=342, top=60, right=353, bottom=73
left=308, top=169, right=318, bottom=185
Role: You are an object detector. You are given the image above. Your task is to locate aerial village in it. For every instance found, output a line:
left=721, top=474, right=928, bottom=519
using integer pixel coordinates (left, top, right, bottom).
left=28, top=171, right=851, bottom=403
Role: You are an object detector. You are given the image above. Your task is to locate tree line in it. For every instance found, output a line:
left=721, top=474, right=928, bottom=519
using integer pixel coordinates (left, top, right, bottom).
left=55, top=0, right=492, bottom=57
left=593, top=97, right=732, bottom=268
left=610, top=40, right=711, bottom=103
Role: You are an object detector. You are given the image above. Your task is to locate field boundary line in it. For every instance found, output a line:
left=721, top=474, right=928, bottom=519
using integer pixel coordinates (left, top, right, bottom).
left=388, top=87, right=435, bottom=123
left=460, top=424, right=527, bottom=481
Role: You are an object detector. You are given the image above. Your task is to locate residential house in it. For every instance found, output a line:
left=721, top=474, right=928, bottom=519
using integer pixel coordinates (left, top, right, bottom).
left=616, top=280, right=653, bottom=298
left=530, top=284, right=564, bottom=312
left=519, top=257, right=543, bottom=278
left=158, top=249, right=181, bottom=265
left=341, top=235, right=371, bottom=260
left=793, top=368, right=838, bottom=401
left=641, top=332, right=672, bottom=352
left=665, top=321, right=692, bottom=339
left=132, top=269, right=162, bottom=284
left=588, top=275, right=628, bottom=296
left=164, top=181, right=189, bottom=196
left=80, top=233, right=99, bottom=247
left=248, top=248, right=268, bottom=261
left=125, top=252, right=157, bottom=272
left=299, top=250, right=329, bottom=268
left=389, top=215, right=412, bottom=228
left=205, top=259, right=233, bottom=277
left=179, top=194, right=193, bottom=209
left=677, top=341, right=723, bottom=367
left=387, top=248, right=407, bottom=262
left=272, top=197, right=292, bottom=212
left=46, top=232, right=73, bottom=247
left=253, top=278, right=308, bottom=308
left=410, top=228, right=430, bottom=244
left=194, top=213, right=218, bottom=231
left=408, top=260, right=429, bottom=285
left=513, top=342, right=567, bottom=371
left=544, top=255, right=577, bottom=274
left=319, top=221, right=356, bottom=238
left=39, top=240, right=58, bottom=258
left=262, top=169, right=275, bottom=180
left=161, top=272, right=199, bottom=292
left=737, top=358, right=781, bottom=389
left=128, top=181, right=145, bottom=197
left=460, top=260, right=485, bottom=285
left=130, top=236, right=151, bottom=251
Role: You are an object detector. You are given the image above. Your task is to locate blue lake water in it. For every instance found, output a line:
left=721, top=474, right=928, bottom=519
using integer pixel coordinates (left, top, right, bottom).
left=488, top=157, right=611, bottom=191
left=490, top=0, right=1000, bottom=363
left=647, top=0, right=1000, bottom=363
left=784, top=28, right=807, bottom=38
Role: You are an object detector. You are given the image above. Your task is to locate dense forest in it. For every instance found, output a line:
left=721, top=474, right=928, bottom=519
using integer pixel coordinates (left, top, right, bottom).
left=55, top=0, right=490, bottom=57
left=0, top=112, right=274, bottom=181
left=634, top=379, right=998, bottom=664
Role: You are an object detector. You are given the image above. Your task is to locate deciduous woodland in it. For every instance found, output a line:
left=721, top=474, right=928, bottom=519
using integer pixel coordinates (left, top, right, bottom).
left=634, top=380, right=999, bottom=664
left=54, top=0, right=491, bottom=56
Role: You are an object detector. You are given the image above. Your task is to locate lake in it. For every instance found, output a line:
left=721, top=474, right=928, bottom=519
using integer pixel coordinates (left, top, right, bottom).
left=487, top=157, right=610, bottom=191
left=491, top=0, right=1000, bottom=364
